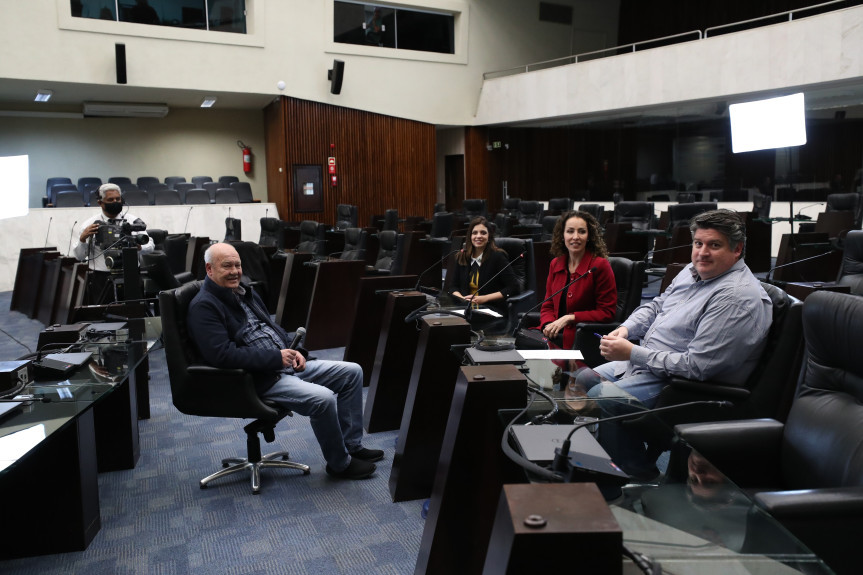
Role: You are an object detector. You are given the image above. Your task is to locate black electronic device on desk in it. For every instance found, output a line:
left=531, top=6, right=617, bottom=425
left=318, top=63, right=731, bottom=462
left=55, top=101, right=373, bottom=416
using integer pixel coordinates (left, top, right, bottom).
left=0, top=360, right=33, bottom=398
left=32, top=351, right=93, bottom=380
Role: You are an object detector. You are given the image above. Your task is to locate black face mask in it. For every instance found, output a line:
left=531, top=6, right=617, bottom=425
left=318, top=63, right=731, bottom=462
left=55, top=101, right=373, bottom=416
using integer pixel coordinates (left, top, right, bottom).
left=102, top=201, right=123, bottom=217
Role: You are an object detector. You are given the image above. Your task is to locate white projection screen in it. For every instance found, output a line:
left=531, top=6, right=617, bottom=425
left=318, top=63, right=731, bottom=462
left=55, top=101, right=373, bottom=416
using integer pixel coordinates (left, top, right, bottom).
left=0, top=155, right=29, bottom=220
left=729, top=93, right=807, bottom=153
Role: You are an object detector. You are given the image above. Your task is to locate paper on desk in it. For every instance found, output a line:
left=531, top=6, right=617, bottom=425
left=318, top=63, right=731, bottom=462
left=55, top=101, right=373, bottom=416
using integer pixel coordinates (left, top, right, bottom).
left=447, top=307, right=503, bottom=318
left=517, top=349, right=583, bottom=360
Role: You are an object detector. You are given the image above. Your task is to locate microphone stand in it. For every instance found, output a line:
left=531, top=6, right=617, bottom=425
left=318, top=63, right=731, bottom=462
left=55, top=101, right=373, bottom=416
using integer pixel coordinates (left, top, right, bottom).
left=463, top=250, right=525, bottom=321
left=510, top=267, right=595, bottom=338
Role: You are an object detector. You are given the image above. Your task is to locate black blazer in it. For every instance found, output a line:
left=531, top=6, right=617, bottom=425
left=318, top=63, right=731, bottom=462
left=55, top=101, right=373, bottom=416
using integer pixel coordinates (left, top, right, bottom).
left=448, top=248, right=519, bottom=313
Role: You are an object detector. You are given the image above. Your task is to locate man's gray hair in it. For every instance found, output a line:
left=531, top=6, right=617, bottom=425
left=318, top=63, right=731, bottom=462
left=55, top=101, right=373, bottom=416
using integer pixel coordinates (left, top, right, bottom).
left=689, top=209, right=747, bottom=257
left=97, top=183, right=121, bottom=200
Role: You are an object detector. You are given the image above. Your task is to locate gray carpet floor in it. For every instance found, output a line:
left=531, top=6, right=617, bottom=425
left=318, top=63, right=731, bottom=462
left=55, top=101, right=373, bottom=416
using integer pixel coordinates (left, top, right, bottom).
left=0, top=292, right=425, bottom=575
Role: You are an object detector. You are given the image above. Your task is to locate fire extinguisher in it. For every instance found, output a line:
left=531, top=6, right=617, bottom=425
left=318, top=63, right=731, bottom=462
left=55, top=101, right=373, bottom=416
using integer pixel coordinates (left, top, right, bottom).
left=238, top=140, right=252, bottom=173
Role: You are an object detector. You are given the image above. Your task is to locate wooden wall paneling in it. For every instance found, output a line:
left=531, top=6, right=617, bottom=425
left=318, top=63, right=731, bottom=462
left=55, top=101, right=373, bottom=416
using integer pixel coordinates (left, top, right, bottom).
left=264, top=99, right=288, bottom=219
left=266, top=97, right=436, bottom=228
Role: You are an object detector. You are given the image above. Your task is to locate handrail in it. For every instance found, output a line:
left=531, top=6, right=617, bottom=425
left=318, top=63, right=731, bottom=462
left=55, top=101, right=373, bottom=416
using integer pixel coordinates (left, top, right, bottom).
left=704, top=0, right=854, bottom=37
left=483, top=0, right=858, bottom=80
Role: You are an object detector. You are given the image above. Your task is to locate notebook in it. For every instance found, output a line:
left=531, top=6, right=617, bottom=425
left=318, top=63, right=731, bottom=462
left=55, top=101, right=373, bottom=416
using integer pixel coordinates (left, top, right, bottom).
left=464, top=347, right=525, bottom=365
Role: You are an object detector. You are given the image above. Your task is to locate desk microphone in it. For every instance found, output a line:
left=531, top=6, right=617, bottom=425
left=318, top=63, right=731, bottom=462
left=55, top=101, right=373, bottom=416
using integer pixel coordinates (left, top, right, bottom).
left=550, top=399, right=733, bottom=482
left=44, top=216, right=53, bottom=247
left=644, top=243, right=691, bottom=263
left=67, top=220, right=78, bottom=255
left=510, top=267, right=597, bottom=338
left=765, top=249, right=837, bottom=284
left=795, top=202, right=824, bottom=219
left=289, top=327, right=306, bottom=350
left=414, top=248, right=461, bottom=292
left=464, top=250, right=525, bottom=320
left=183, top=206, right=193, bottom=234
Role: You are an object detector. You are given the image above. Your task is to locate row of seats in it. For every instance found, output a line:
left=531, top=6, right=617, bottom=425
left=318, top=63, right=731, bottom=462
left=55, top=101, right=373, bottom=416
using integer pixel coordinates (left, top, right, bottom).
left=47, top=181, right=255, bottom=207
left=43, top=175, right=249, bottom=207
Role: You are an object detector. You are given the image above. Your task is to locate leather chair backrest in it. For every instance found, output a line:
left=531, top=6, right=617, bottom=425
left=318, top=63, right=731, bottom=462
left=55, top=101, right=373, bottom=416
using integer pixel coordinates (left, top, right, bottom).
left=154, top=189, right=182, bottom=205
left=214, top=188, right=239, bottom=204
left=46, top=177, right=72, bottom=196
left=742, top=282, right=804, bottom=422
left=540, top=215, right=557, bottom=242
left=430, top=212, right=454, bottom=239
left=547, top=197, right=572, bottom=214
left=164, top=233, right=190, bottom=274
left=374, top=230, right=399, bottom=271
left=667, top=202, right=717, bottom=230
left=164, top=176, right=186, bottom=189
left=146, top=228, right=168, bottom=250
left=783, top=291, right=863, bottom=489
left=495, top=237, right=535, bottom=294
left=159, top=280, right=203, bottom=413
left=492, top=212, right=513, bottom=237
left=826, top=192, right=862, bottom=228
left=614, top=201, right=655, bottom=231
left=433, top=203, right=446, bottom=214
left=55, top=190, right=85, bottom=207
left=224, top=217, right=242, bottom=242
left=335, top=204, right=359, bottom=230
left=578, top=204, right=605, bottom=224
left=382, top=209, right=399, bottom=231
left=259, top=217, right=284, bottom=248
left=836, top=230, right=863, bottom=295
left=77, top=177, right=102, bottom=195
left=608, top=257, right=646, bottom=323
left=142, top=251, right=181, bottom=291
left=753, top=194, right=772, bottom=219
left=517, top=201, right=542, bottom=225
left=463, top=199, right=487, bottom=219
left=503, top=197, right=521, bottom=213
left=230, top=181, right=254, bottom=203
left=340, top=228, right=366, bottom=261
left=191, top=176, right=213, bottom=188
left=219, top=175, right=240, bottom=187
left=122, top=189, right=150, bottom=206
left=296, top=220, right=322, bottom=253
left=49, top=183, right=78, bottom=205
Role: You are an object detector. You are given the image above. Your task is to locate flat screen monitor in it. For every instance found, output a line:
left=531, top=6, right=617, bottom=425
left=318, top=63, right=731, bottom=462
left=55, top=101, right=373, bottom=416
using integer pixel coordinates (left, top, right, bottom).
left=729, top=93, right=807, bottom=153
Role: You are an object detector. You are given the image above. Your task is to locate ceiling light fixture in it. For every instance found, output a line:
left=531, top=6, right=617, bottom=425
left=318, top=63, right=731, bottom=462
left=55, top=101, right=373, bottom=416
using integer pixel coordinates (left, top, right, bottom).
left=34, top=89, right=53, bottom=102
left=200, top=97, right=217, bottom=108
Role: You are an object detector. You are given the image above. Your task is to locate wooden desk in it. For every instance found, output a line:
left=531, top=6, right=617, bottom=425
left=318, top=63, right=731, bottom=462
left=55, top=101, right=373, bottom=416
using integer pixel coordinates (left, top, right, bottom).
left=275, top=252, right=316, bottom=333
left=389, top=315, right=471, bottom=502
left=783, top=281, right=850, bottom=301
left=415, top=364, right=528, bottom=575
left=303, top=259, right=367, bottom=350
left=363, top=291, right=427, bottom=432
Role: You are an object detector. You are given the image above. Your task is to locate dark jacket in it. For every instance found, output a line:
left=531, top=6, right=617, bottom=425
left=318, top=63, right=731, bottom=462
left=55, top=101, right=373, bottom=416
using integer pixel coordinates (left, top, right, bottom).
left=187, top=276, right=297, bottom=393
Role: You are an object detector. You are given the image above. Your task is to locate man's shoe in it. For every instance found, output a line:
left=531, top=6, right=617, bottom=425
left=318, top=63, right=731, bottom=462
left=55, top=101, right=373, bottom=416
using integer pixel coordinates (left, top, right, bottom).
left=349, top=447, right=384, bottom=462
left=326, top=458, right=376, bottom=480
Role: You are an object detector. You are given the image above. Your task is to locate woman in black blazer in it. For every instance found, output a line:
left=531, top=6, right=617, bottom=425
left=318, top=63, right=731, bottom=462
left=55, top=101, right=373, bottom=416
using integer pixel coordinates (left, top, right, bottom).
left=449, top=217, right=519, bottom=331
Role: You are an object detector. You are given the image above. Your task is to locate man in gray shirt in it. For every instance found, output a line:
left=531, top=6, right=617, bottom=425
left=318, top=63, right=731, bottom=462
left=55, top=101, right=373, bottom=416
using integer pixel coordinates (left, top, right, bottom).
left=585, top=209, right=772, bottom=407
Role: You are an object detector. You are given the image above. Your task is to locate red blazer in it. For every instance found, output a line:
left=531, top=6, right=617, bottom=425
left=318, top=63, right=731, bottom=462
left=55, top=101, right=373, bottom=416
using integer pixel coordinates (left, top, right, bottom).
left=539, top=252, right=617, bottom=350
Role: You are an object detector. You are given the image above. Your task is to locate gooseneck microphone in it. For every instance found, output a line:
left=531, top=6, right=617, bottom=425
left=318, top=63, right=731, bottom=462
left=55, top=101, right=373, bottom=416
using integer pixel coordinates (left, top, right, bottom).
left=289, top=327, right=306, bottom=350
left=765, top=249, right=838, bottom=284
left=414, top=248, right=461, bottom=292
left=550, top=399, right=733, bottom=479
left=183, top=206, right=193, bottom=234
left=510, top=267, right=596, bottom=337
left=644, top=242, right=691, bottom=264
left=463, top=250, right=525, bottom=320
left=68, top=220, right=78, bottom=256
left=44, top=216, right=53, bottom=247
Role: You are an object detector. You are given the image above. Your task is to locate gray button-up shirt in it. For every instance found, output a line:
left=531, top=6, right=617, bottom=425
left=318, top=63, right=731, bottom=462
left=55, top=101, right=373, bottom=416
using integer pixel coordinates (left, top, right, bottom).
left=620, top=258, right=772, bottom=385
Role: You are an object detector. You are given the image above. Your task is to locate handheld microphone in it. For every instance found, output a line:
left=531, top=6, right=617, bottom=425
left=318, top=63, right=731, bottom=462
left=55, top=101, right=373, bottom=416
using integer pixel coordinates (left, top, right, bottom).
left=550, top=399, right=733, bottom=481
left=415, top=248, right=461, bottom=292
left=463, top=250, right=524, bottom=319
left=510, top=267, right=596, bottom=337
left=766, top=249, right=837, bottom=284
left=44, top=216, right=53, bottom=247
left=183, top=206, right=193, bottom=234
left=289, top=327, right=306, bottom=350
left=68, top=220, right=78, bottom=256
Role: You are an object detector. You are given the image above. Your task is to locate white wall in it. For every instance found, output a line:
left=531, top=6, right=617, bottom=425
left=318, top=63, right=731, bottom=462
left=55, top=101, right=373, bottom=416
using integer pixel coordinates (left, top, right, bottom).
left=0, top=109, right=266, bottom=207
left=475, top=6, right=863, bottom=125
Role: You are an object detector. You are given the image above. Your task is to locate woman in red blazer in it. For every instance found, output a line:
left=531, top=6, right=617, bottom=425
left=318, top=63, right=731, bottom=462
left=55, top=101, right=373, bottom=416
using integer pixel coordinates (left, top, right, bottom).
left=539, top=210, right=617, bottom=349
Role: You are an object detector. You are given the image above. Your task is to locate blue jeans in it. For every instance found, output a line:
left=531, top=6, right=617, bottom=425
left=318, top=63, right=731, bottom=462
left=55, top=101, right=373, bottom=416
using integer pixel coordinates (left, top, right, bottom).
left=260, top=359, right=364, bottom=472
left=587, top=360, right=669, bottom=408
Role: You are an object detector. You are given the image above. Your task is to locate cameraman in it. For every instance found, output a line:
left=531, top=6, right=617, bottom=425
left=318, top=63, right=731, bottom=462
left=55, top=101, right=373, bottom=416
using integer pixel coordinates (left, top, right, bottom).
left=74, top=183, right=154, bottom=303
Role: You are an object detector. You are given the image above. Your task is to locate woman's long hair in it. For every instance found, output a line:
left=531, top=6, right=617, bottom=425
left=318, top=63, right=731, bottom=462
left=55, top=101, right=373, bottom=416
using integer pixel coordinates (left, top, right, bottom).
left=550, top=210, right=608, bottom=259
left=456, top=216, right=503, bottom=266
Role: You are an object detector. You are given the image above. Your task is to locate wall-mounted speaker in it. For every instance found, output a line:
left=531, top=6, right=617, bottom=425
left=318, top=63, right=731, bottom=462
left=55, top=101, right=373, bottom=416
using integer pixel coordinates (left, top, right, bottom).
left=328, top=60, right=344, bottom=95
left=115, top=43, right=127, bottom=85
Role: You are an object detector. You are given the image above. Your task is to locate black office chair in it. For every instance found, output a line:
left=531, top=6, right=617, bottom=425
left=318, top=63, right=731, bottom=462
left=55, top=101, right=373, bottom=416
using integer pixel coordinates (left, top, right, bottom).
left=462, top=199, right=488, bottom=220
left=339, top=228, right=366, bottom=261
left=429, top=212, right=454, bottom=240
left=495, top=237, right=538, bottom=334
left=502, top=197, right=521, bottom=215
left=546, top=197, right=572, bottom=215
left=613, top=201, right=655, bottom=231
left=259, top=217, right=286, bottom=249
left=675, top=291, right=863, bottom=575
left=122, top=189, right=150, bottom=206
left=77, top=177, right=102, bottom=197
left=752, top=194, right=772, bottom=219
left=335, top=204, right=359, bottom=230
left=52, top=190, right=85, bottom=207
left=492, top=212, right=515, bottom=238
left=224, top=217, right=242, bottom=242
left=47, top=182, right=78, bottom=206
left=141, top=251, right=194, bottom=297
left=154, top=189, right=182, bottom=205
left=145, top=228, right=168, bottom=252
left=516, top=201, right=543, bottom=226
left=367, top=230, right=402, bottom=274
left=382, top=209, right=399, bottom=232
left=46, top=176, right=72, bottom=198
left=835, top=230, right=863, bottom=296
left=159, top=282, right=310, bottom=494
left=578, top=204, right=605, bottom=226
left=295, top=220, right=325, bottom=255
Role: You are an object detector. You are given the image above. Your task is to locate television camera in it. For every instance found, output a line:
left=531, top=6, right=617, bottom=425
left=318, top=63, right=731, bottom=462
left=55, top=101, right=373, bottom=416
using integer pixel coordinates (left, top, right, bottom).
left=95, top=219, right=149, bottom=270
